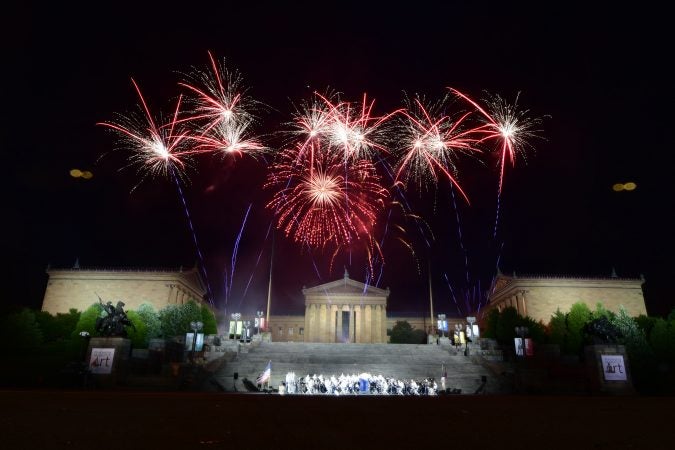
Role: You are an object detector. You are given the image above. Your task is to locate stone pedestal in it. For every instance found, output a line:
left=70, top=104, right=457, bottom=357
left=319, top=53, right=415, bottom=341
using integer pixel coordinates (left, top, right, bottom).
left=86, top=337, right=131, bottom=387
left=585, top=344, right=635, bottom=395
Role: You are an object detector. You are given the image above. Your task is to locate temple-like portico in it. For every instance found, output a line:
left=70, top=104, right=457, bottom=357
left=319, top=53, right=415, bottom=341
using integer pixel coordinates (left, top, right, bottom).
left=302, top=271, right=389, bottom=343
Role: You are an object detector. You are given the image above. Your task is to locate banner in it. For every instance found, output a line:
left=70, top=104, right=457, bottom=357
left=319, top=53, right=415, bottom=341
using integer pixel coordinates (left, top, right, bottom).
left=89, top=348, right=115, bottom=374
left=601, top=355, right=627, bottom=381
left=514, top=338, right=524, bottom=356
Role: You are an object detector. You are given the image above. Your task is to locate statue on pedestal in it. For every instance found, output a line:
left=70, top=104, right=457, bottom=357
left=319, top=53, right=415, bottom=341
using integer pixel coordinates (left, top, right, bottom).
left=95, top=297, right=136, bottom=337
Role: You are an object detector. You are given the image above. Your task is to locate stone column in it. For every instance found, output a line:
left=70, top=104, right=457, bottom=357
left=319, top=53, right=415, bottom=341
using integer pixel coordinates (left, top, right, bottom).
left=318, top=304, right=327, bottom=342
left=167, top=284, right=176, bottom=304
left=308, top=304, right=317, bottom=342
left=329, top=304, right=337, bottom=343
left=364, top=305, right=372, bottom=343
left=304, top=305, right=310, bottom=343
left=355, top=305, right=362, bottom=343
left=349, top=306, right=355, bottom=343
left=337, top=306, right=343, bottom=343
left=382, top=306, right=387, bottom=343
left=519, top=290, right=528, bottom=317
left=373, top=305, right=381, bottom=343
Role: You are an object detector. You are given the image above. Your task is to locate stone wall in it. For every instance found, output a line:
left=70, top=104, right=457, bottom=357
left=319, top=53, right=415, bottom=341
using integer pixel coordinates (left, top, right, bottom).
left=41, top=268, right=207, bottom=314
left=268, top=315, right=306, bottom=342
left=485, top=275, right=647, bottom=324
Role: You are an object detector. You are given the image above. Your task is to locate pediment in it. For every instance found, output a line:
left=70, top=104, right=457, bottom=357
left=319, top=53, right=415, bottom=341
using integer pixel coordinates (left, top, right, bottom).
left=303, top=277, right=389, bottom=298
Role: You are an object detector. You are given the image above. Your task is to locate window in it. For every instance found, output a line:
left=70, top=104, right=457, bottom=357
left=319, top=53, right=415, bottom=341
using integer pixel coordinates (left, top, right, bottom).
left=299, top=327, right=304, bottom=335
left=288, top=327, right=294, bottom=335
left=278, top=327, right=283, bottom=336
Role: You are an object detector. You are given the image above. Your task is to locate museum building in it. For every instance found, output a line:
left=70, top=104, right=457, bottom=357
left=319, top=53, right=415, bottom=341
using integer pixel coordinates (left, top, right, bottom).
left=40, top=265, right=648, bottom=341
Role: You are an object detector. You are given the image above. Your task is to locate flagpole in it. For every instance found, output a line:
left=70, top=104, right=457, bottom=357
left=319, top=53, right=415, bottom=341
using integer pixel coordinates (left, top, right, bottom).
left=429, top=259, right=434, bottom=336
left=266, top=230, right=274, bottom=332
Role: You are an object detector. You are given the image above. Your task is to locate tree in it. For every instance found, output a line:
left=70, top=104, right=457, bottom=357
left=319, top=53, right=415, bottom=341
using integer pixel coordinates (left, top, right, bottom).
left=650, top=318, right=675, bottom=362
left=516, top=316, right=547, bottom=344
left=565, top=302, right=591, bottom=355
left=390, top=321, right=414, bottom=343
left=35, top=309, right=80, bottom=342
left=611, top=307, right=655, bottom=393
left=495, top=307, right=519, bottom=344
left=0, top=309, right=43, bottom=354
left=548, top=308, right=567, bottom=349
left=158, top=304, right=183, bottom=338
left=136, top=304, right=161, bottom=340
left=201, top=305, right=218, bottom=335
left=126, top=310, right=148, bottom=348
left=73, top=303, right=103, bottom=338
left=483, top=309, right=500, bottom=339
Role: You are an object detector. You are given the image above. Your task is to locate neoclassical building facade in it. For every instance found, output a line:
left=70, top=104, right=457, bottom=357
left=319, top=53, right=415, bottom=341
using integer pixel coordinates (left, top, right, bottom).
left=301, top=272, right=389, bottom=343
left=485, top=274, right=647, bottom=324
left=41, top=266, right=207, bottom=314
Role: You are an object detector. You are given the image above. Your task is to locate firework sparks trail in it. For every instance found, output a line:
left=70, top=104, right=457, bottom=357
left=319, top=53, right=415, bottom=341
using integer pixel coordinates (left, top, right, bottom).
left=266, top=144, right=388, bottom=250
left=443, top=273, right=463, bottom=316
left=447, top=87, right=544, bottom=238
left=449, top=183, right=470, bottom=287
left=172, top=167, right=215, bottom=305
left=228, top=203, right=252, bottom=305
left=97, top=79, right=200, bottom=189
left=239, top=220, right=275, bottom=307
left=98, top=79, right=215, bottom=304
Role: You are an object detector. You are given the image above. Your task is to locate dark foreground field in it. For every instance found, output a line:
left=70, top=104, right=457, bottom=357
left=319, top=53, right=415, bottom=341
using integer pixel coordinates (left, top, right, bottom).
left=0, top=391, right=672, bottom=449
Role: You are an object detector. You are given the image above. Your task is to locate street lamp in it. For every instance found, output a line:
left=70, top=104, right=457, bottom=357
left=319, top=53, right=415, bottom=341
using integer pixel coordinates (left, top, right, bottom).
left=190, top=321, right=204, bottom=365
left=243, top=320, right=251, bottom=342
left=231, top=313, right=241, bottom=340
left=437, top=314, right=446, bottom=338
left=514, top=326, right=529, bottom=358
left=256, top=311, right=264, bottom=335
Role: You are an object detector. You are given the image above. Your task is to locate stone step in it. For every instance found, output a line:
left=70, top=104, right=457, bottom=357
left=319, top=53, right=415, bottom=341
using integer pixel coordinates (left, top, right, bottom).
left=211, top=342, right=499, bottom=394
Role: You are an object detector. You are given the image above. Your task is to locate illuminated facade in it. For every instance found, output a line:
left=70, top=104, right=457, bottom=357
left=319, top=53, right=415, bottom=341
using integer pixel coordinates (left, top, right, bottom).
left=302, top=271, right=389, bottom=343
left=484, top=274, right=647, bottom=323
left=41, top=266, right=207, bottom=314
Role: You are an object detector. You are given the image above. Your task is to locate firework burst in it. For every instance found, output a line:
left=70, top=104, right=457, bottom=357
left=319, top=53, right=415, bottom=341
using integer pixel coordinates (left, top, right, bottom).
left=266, top=143, right=388, bottom=249
left=179, top=51, right=257, bottom=132
left=447, top=88, right=544, bottom=193
left=393, top=93, right=478, bottom=201
left=97, top=78, right=196, bottom=187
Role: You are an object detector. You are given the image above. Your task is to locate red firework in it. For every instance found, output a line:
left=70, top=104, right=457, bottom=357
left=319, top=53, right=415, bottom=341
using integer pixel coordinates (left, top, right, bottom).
left=393, top=93, right=480, bottom=201
left=447, top=87, right=544, bottom=193
left=97, top=78, right=196, bottom=188
left=266, top=142, right=388, bottom=249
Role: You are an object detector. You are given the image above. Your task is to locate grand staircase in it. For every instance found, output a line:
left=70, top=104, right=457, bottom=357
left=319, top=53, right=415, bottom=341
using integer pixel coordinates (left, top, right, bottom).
left=212, top=342, right=500, bottom=394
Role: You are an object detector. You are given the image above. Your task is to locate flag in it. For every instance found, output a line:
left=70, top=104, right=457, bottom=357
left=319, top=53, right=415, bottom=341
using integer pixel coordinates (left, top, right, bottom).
left=256, top=360, right=271, bottom=384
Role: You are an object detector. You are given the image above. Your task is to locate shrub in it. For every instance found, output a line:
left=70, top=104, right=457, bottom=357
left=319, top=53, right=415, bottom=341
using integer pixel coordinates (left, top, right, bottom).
left=649, top=318, right=675, bottom=362
left=390, top=321, right=413, bottom=343
left=612, top=307, right=655, bottom=393
left=201, top=304, right=218, bottom=335
left=126, top=310, right=148, bottom=348
left=158, top=304, right=183, bottom=338
left=483, top=309, right=499, bottom=339
left=73, top=303, right=103, bottom=338
left=495, top=307, right=519, bottom=344
left=548, top=308, right=567, bottom=349
left=136, top=304, right=161, bottom=340
left=35, top=309, right=80, bottom=342
left=635, top=314, right=657, bottom=339
left=565, top=302, right=591, bottom=355
left=0, top=309, right=43, bottom=354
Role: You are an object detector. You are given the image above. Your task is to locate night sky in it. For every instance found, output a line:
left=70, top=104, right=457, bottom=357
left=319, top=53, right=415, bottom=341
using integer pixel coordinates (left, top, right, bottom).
left=3, top=2, right=674, bottom=318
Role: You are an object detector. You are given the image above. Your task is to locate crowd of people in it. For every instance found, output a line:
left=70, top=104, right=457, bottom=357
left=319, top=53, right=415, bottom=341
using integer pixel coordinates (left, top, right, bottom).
left=280, top=372, right=440, bottom=396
